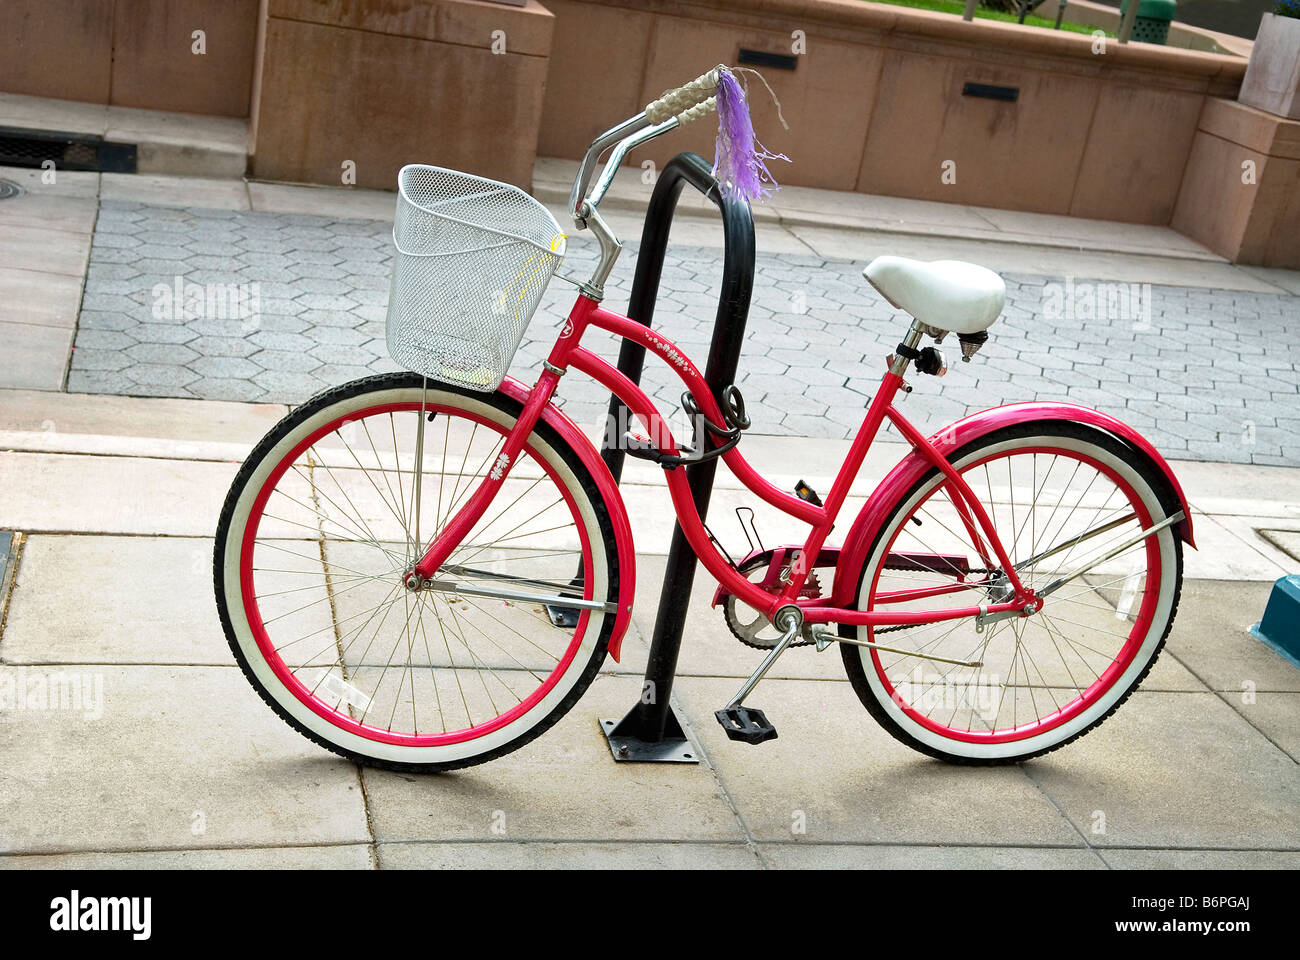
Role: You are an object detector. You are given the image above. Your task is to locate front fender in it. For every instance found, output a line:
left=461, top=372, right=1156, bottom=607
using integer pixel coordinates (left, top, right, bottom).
left=498, top=377, right=635, bottom=662
left=830, top=402, right=1195, bottom=608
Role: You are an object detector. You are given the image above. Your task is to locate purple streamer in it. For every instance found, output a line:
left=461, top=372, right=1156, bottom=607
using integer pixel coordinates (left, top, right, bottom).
left=712, top=68, right=788, bottom=203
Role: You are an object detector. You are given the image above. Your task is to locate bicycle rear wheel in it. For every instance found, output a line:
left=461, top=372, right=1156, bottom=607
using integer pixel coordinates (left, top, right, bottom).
left=842, top=421, right=1183, bottom=763
left=214, top=373, right=619, bottom=771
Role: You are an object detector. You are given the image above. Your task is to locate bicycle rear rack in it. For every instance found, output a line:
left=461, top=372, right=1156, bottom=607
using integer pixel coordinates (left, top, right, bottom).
left=596, top=152, right=756, bottom=764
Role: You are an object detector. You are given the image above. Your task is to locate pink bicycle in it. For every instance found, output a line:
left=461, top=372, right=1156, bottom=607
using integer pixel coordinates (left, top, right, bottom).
left=215, top=67, right=1192, bottom=770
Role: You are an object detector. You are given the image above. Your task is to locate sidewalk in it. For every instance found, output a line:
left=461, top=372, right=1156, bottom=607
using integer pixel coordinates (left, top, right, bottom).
left=0, top=390, right=1297, bottom=867
left=1, top=160, right=1298, bottom=868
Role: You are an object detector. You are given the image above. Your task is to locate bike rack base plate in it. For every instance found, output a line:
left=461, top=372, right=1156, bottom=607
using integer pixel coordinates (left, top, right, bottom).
left=599, top=709, right=701, bottom=764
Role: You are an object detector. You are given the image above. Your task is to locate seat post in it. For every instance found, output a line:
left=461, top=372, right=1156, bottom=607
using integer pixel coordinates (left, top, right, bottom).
left=889, top=318, right=927, bottom=377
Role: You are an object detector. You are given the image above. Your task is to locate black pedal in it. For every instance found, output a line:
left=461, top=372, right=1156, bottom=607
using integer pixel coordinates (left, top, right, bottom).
left=714, top=705, right=778, bottom=744
left=795, top=479, right=823, bottom=507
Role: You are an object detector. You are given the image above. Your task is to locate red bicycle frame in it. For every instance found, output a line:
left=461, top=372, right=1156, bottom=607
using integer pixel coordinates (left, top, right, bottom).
left=412, top=292, right=1037, bottom=629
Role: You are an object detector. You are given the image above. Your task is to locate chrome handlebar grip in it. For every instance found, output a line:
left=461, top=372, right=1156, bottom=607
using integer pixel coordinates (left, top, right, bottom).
left=568, top=113, right=652, bottom=226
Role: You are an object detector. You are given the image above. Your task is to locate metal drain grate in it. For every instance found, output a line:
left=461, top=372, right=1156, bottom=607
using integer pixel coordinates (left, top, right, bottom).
left=0, top=178, right=22, bottom=200
left=0, top=126, right=137, bottom=173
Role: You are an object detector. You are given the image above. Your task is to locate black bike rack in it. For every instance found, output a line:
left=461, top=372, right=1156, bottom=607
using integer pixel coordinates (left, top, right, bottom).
left=598, top=152, right=756, bottom=763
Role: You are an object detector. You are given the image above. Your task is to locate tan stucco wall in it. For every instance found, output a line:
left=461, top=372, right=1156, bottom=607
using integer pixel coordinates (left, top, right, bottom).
left=248, top=0, right=555, bottom=190
left=0, top=0, right=259, bottom=117
left=540, top=0, right=1247, bottom=225
left=1173, top=97, right=1300, bottom=268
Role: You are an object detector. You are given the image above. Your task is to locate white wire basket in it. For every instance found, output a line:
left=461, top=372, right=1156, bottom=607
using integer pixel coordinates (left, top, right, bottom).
left=386, top=164, right=567, bottom=391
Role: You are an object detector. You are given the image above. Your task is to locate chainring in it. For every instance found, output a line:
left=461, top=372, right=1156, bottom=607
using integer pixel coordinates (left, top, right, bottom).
left=721, top=555, right=820, bottom=649
left=722, top=554, right=992, bottom=649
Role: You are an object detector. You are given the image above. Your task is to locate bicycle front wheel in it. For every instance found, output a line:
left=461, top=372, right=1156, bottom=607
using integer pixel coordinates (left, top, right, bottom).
left=214, top=373, right=620, bottom=771
left=842, top=421, right=1183, bottom=763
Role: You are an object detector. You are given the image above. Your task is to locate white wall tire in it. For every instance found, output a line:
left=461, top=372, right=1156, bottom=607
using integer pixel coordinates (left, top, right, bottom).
left=214, top=374, right=620, bottom=771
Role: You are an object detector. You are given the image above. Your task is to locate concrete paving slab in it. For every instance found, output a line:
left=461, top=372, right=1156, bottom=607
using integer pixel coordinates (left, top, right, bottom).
left=105, top=106, right=247, bottom=179
left=100, top=173, right=249, bottom=211
left=0, top=322, right=72, bottom=391
left=771, top=185, right=1000, bottom=234
left=0, top=845, right=374, bottom=869
left=0, top=430, right=254, bottom=465
left=760, top=843, right=1107, bottom=869
left=969, top=206, right=1218, bottom=259
left=0, top=389, right=287, bottom=444
left=1259, top=528, right=1300, bottom=562
left=0, top=664, right=371, bottom=854
left=378, top=840, right=760, bottom=869
left=1, top=536, right=230, bottom=665
left=247, top=181, right=395, bottom=221
left=1237, top=264, right=1300, bottom=296
left=1232, top=693, right=1300, bottom=762
left=0, top=223, right=91, bottom=277
left=1182, top=515, right=1290, bottom=581
left=0, top=191, right=97, bottom=234
left=1099, top=848, right=1300, bottom=868
left=359, top=673, right=747, bottom=843
left=1024, top=691, right=1300, bottom=849
left=0, top=451, right=235, bottom=536
left=672, top=675, right=1085, bottom=847
left=0, top=93, right=107, bottom=136
left=1209, top=514, right=1300, bottom=572
left=0, top=165, right=100, bottom=199
left=1179, top=460, right=1300, bottom=517
left=0, top=268, right=85, bottom=329
left=1166, top=580, right=1300, bottom=692
left=787, top=225, right=1294, bottom=294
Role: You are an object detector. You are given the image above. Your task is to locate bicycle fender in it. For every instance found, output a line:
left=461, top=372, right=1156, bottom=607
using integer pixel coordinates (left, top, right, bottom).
left=830, top=402, right=1195, bottom=608
left=498, top=377, right=635, bottom=662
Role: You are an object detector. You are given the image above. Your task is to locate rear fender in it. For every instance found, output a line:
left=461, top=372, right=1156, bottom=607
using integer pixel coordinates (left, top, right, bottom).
left=498, top=378, right=635, bottom=661
left=830, top=402, right=1195, bottom=608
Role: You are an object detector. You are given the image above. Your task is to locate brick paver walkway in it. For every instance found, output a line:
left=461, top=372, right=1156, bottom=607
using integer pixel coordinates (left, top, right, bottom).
left=69, top=200, right=1300, bottom=466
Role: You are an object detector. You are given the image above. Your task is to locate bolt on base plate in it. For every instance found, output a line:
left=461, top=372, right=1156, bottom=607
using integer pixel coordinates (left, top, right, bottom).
left=598, top=709, right=701, bottom=763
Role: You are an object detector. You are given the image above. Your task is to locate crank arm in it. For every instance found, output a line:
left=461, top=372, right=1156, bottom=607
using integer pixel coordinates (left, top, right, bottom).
left=809, top=626, right=983, bottom=668
left=423, top=578, right=616, bottom=613
left=1035, top=511, right=1183, bottom=599
left=725, top=607, right=802, bottom=709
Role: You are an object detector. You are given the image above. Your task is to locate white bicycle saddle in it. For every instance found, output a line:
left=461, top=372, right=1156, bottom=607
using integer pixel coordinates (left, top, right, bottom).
left=864, top=255, right=1005, bottom=335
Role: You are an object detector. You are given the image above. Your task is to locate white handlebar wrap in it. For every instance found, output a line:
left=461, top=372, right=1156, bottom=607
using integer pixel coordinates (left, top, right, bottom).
left=644, top=65, right=724, bottom=124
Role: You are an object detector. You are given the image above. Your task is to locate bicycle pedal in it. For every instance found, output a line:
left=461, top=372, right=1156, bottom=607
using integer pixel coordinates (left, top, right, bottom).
left=714, top=705, right=778, bottom=744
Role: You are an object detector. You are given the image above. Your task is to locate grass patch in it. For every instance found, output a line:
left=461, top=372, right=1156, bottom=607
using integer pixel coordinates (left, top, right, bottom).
left=870, top=0, right=1112, bottom=35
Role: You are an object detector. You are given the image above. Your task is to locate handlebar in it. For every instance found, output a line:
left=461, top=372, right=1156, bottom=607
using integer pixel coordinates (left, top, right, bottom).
left=562, top=65, right=729, bottom=299
left=568, top=65, right=725, bottom=226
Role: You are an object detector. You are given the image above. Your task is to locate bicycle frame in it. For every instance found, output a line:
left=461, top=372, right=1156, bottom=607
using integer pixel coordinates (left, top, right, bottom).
left=410, top=291, right=1039, bottom=631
